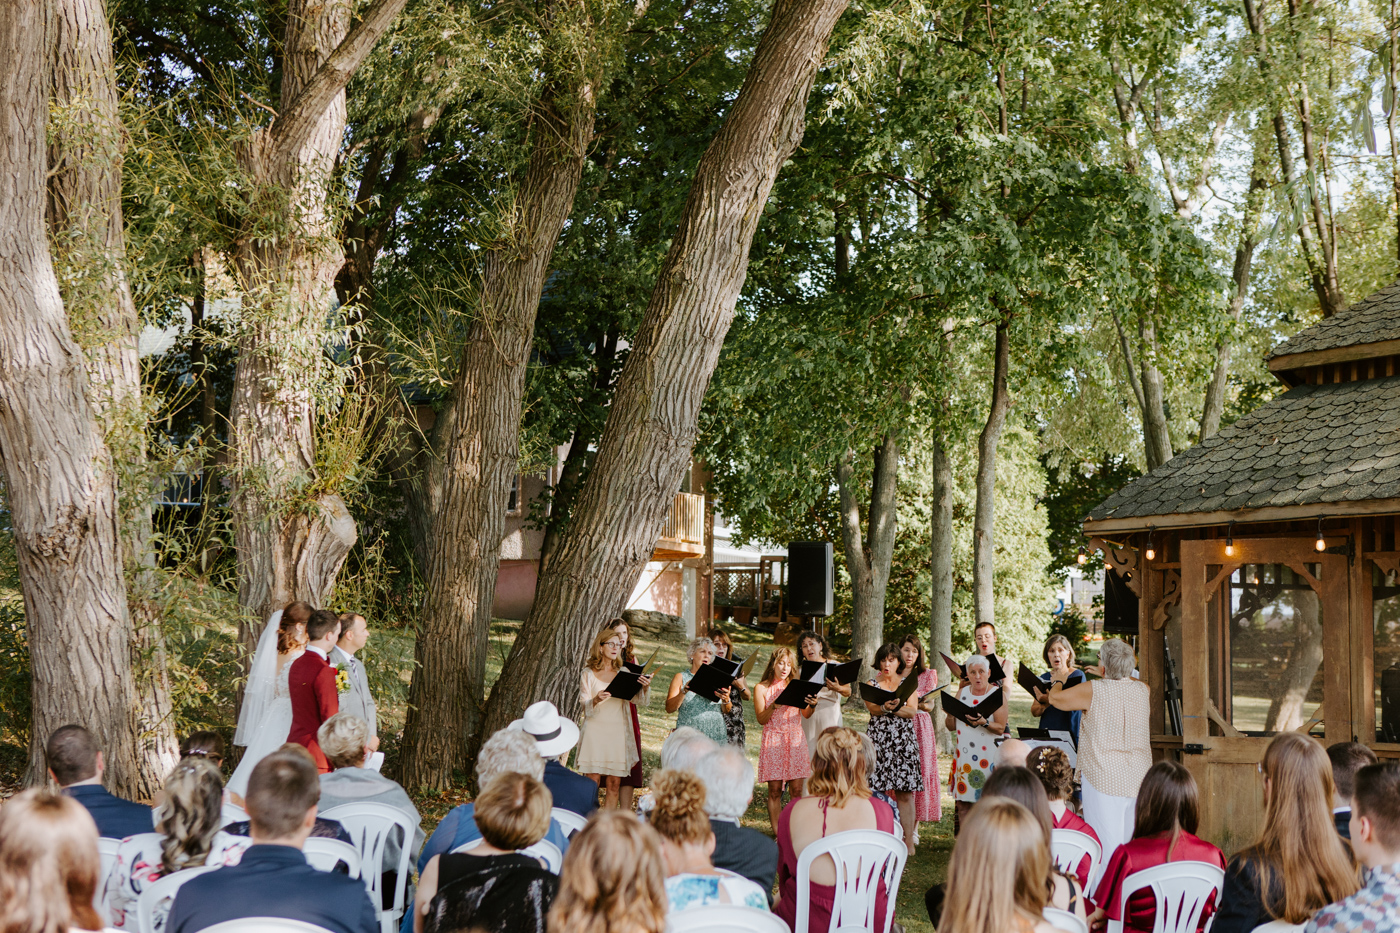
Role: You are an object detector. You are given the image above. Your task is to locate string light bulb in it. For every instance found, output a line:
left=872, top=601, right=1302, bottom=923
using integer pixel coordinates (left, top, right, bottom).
left=1225, top=521, right=1235, bottom=558
left=1316, top=517, right=1326, bottom=552
left=1076, top=545, right=1087, bottom=565
left=1145, top=527, right=1155, bottom=562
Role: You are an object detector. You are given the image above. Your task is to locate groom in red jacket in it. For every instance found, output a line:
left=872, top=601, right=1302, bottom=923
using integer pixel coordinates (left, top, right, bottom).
left=287, top=609, right=343, bottom=773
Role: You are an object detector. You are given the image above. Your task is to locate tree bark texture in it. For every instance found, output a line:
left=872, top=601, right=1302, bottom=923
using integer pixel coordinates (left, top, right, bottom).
left=973, top=315, right=1011, bottom=630
left=47, top=0, right=179, bottom=797
left=835, top=435, right=900, bottom=674
left=928, top=432, right=954, bottom=753
left=0, top=0, right=146, bottom=794
left=229, top=0, right=406, bottom=649
left=1137, top=310, right=1173, bottom=470
left=398, top=17, right=604, bottom=791
left=480, top=0, right=850, bottom=738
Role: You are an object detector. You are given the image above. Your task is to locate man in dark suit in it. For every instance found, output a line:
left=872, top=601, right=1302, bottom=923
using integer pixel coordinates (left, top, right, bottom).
left=166, top=748, right=376, bottom=933
left=287, top=609, right=342, bottom=773
left=1329, top=741, right=1379, bottom=840
left=694, top=745, right=778, bottom=899
left=46, top=724, right=152, bottom=839
left=511, top=701, right=598, bottom=816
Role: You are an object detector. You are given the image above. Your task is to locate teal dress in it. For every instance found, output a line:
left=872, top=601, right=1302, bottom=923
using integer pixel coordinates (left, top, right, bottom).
left=676, top=670, right=727, bottom=744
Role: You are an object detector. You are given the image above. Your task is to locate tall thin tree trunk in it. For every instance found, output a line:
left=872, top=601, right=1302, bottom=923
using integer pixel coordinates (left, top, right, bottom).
left=1389, top=0, right=1400, bottom=268
left=45, top=0, right=178, bottom=794
left=479, top=0, right=850, bottom=737
left=0, top=0, right=148, bottom=794
left=836, top=435, right=899, bottom=672
left=929, top=431, right=954, bottom=753
left=973, top=314, right=1011, bottom=630
left=1138, top=309, right=1173, bottom=469
left=399, top=9, right=606, bottom=790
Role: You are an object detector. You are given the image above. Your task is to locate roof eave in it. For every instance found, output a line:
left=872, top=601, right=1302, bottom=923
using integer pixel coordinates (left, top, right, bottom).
left=1083, top=495, right=1400, bottom=534
left=1266, top=337, right=1400, bottom=373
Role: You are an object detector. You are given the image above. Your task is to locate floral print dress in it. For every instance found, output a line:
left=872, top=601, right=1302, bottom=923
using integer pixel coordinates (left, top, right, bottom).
left=104, top=830, right=251, bottom=931
left=911, top=668, right=942, bottom=822
left=950, top=685, right=1001, bottom=802
left=756, top=680, right=812, bottom=782
left=866, top=679, right=924, bottom=794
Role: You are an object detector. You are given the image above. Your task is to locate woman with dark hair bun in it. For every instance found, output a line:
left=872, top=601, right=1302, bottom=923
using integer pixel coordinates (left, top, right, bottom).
left=1027, top=745, right=1099, bottom=894
left=1088, top=761, right=1224, bottom=933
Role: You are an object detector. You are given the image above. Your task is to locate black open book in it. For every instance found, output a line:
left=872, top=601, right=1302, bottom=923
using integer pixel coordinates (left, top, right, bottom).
left=713, top=652, right=761, bottom=681
left=1017, top=663, right=1047, bottom=699
left=940, top=687, right=1004, bottom=727
left=859, top=676, right=920, bottom=708
left=941, top=651, right=1006, bottom=684
left=610, top=648, right=661, bottom=701
left=800, top=658, right=864, bottom=686
left=685, top=662, right=734, bottom=702
left=774, top=678, right=823, bottom=708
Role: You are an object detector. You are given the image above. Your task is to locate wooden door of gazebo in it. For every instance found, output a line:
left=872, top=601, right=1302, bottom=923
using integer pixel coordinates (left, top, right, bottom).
left=1179, top=537, right=1350, bottom=851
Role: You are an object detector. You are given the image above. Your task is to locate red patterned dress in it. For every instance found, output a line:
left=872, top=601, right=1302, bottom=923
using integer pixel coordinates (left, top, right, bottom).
left=911, top=668, right=942, bottom=822
left=756, top=680, right=813, bottom=782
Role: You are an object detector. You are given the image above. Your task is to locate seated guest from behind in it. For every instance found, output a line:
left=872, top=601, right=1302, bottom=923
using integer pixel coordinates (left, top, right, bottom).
left=858, top=732, right=902, bottom=835
left=1089, top=761, right=1224, bottom=933
left=165, top=749, right=376, bottom=933
left=413, top=772, right=558, bottom=933
left=548, top=810, right=668, bottom=933
left=1307, top=761, right=1400, bottom=933
left=0, top=789, right=108, bottom=933
left=659, top=726, right=718, bottom=772
left=774, top=727, right=896, bottom=933
left=46, top=724, right=152, bottom=839
left=417, top=728, right=571, bottom=873
left=649, top=770, right=769, bottom=912
left=982, top=766, right=1086, bottom=921
left=510, top=700, right=597, bottom=817
left=105, top=757, right=251, bottom=931
left=938, top=797, right=1062, bottom=933
left=1326, top=740, right=1377, bottom=840
left=223, top=743, right=353, bottom=844
left=317, top=713, right=424, bottom=874
left=693, top=745, right=779, bottom=896
left=1027, top=745, right=1099, bottom=895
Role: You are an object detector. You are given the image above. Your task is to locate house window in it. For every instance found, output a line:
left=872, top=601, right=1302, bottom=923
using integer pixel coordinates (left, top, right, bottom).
left=507, top=475, right=520, bottom=514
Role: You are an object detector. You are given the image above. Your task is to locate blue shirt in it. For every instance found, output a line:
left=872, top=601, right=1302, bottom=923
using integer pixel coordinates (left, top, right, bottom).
left=63, top=784, right=153, bottom=839
left=543, top=760, right=599, bottom=816
left=1038, top=669, right=1084, bottom=746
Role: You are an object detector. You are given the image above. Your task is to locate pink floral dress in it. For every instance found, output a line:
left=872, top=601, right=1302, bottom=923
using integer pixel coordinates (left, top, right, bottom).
left=912, top=668, right=942, bottom=822
left=756, top=680, right=813, bottom=783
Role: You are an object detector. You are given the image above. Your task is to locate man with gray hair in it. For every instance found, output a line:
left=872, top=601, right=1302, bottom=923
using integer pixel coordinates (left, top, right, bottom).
left=693, top=746, right=777, bottom=899
left=415, top=727, right=572, bottom=872
left=660, top=726, right=718, bottom=772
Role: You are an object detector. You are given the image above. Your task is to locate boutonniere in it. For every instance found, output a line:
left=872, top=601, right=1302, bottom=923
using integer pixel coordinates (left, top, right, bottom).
left=332, top=664, right=351, bottom=695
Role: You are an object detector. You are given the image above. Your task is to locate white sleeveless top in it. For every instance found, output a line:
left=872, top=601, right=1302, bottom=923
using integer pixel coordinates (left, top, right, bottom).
left=1077, top=678, right=1152, bottom=798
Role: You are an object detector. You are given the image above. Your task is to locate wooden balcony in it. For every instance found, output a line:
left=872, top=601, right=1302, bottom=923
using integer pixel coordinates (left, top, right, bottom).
left=652, top=492, right=706, bottom=561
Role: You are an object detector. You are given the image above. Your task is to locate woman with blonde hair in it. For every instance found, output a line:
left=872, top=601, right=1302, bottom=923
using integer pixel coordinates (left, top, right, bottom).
left=578, top=622, right=653, bottom=811
left=753, top=646, right=816, bottom=829
left=1211, top=733, right=1360, bottom=932
left=773, top=727, right=897, bottom=933
left=548, top=810, right=668, bottom=933
left=0, top=790, right=107, bottom=933
left=649, top=770, right=768, bottom=912
left=600, top=618, right=648, bottom=810
left=938, top=797, right=1061, bottom=933
left=104, top=757, right=249, bottom=931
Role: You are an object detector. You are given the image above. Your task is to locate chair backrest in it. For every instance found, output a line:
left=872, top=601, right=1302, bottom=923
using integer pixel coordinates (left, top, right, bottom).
left=301, top=837, right=361, bottom=877
left=667, top=904, right=792, bottom=933
left=1051, top=829, right=1103, bottom=885
left=198, top=919, right=338, bottom=933
left=1044, top=907, right=1090, bottom=933
left=794, top=829, right=907, bottom=933
left=221, top=801, right=250, bottom=828
left=519, top=839, right=564, bottom=874
left=96, top=837, right=122, bottom=925
left=136, top=864, right=221, bottom=933
left=318, top=802, right=416, bottom=929
left=1105, top=861, right=1225, bottom=933
left=1249, top=923, right=1306, bottom=933
left=551, top=807, right=588, bottom=838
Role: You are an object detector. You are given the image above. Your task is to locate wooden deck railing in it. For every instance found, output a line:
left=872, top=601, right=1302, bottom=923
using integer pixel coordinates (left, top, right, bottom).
left=660, top=492, right=705, bottom=545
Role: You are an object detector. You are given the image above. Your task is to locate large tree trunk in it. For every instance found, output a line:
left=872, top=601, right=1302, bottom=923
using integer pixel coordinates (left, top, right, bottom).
left=228, top=0, right=405, bottom=652
left=0, top=0, right=147, bottom=795
left=973, top=315, right=1011, bottom=630
left=480, top=0, right=850, bottom=736
left=398, top=18, right=605, bottom=791
left=835, top=434, right=899, bottom=672
left=46, top=0, right=178, bottom=794
left=929, top=431, right=954, bottom=753
left=1138, top=310, right=1173, bottom=470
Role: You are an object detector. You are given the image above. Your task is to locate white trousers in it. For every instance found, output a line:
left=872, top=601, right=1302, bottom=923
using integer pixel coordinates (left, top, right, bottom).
left=1080, top=773, right=1136, bottom=890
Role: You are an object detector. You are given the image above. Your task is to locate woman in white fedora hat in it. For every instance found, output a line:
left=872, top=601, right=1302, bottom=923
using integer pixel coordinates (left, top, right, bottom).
left=510, top=701, right=598, bottom=816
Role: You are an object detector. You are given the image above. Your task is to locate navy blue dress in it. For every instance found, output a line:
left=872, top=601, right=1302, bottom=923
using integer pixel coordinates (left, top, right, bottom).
left=1038, top=669, right=1084, bottom=747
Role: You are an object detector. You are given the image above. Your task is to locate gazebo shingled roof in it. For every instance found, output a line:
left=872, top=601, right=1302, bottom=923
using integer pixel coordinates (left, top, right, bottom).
left=1264, top=282, right=1400, bottom=364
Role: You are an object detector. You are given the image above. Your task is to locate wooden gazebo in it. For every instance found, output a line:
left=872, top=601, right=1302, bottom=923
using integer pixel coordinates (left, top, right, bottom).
left=1083, top=283, right=1400, bottom=852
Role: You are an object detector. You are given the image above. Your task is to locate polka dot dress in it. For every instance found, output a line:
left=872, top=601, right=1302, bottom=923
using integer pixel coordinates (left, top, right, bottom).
left=951, top=685, right=1001, bottom=802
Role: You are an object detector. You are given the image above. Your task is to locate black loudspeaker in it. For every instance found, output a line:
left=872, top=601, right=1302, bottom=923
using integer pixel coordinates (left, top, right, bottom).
left=1103, top=570, right=1139, bottom=636
left=788, top=541, right=834, bottom=617
left=1383, top=663, right=1400, bottom=743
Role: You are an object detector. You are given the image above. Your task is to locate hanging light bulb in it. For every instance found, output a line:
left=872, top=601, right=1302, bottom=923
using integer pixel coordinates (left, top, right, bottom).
left=1225, top=521, right=1235, bottom=557
left=1316, top=517, right=1326, bottom=552
left=1145, top=526, right=1155, bottom=562
left=1076, top=545, right=1087, bottom=565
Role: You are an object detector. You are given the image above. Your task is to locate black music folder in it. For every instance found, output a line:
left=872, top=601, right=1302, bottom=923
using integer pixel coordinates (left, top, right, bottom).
left=800, top=658, right=863, bottom=685
left=684, top=662, right=734, bottom=702
left=859, top=675, right=919, bottom=708
left=941, top=651, right=1005, bottom=683
left=939, top=687, right=1004, bottom=727
left=1017, top=663, right=1047, bottom=698
left=774, top=678, right=824, bottom=708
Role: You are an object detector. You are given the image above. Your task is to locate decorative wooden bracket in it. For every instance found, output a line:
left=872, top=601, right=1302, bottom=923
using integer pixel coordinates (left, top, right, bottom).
left=1152, top=569, right=1181, bottom=631
left=1205, top=700, right=1243, bottom=738
left=1370, top=552, right=1400, bottom=580
left=1089, top=536, right=1140, bottom=596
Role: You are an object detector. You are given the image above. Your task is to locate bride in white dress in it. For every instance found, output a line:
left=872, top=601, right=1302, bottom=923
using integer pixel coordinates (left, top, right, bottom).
left=227, top=605, right=309, bottom=798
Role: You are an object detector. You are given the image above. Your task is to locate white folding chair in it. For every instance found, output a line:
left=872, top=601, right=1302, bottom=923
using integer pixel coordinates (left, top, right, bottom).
left=136, top=864, right=221, bottom=933
left=221, top=801, right=250, bottom=828
left=1105, top=861, right=1225, bottom=933
left=199, top=919, right=338, bottom=933
left=794, top=829, right=907, bottom=933
left=1051, top=829, right=1103, bottom=888
left=667, top=904, right=790, bottom=933
left=519, top=839, right=563, bottom=873
left=302, top=837, right=362, bottom=877
left=320, top=802, right=416, bottom=933
left=551, top=807, right=589, bottom=838
left=1044, top=907, right=1090, bottom=933
left=1249, top=923, right=1306, bottom=933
